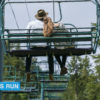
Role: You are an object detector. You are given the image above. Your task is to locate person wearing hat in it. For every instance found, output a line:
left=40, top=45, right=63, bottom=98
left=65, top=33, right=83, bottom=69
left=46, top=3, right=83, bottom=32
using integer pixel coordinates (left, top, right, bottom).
left=27, top=9, right=59, bottom=36
left=26, top=9, right=67, bottom=81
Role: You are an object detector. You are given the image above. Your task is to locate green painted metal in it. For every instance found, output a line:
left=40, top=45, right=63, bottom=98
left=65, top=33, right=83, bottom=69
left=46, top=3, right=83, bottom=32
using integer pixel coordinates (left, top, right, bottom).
left=1, top=1, right=100, bottom=100
left=3, top=64, right=68, bottom=99
left=3, top=0, right=91, bottom=5
left=2, top=36, right=95, bottom=41
left=0, top=3, right=3, bottom=81
left=1, top=26, right=97, bottom=54
left=41, top=82, right=44, bottom=100
left=0, top=1, right=4, bottom=100
left=94, top=0, right=100, bottom=53
left=55, top=2, right=62, bottom=23
left=4, top=37, right=95, bottom=47
left=3, top=31, right=96, bottom=36
left=64, top=23, right=78, bottom=32
left=45, top=96, right=62, bottom=99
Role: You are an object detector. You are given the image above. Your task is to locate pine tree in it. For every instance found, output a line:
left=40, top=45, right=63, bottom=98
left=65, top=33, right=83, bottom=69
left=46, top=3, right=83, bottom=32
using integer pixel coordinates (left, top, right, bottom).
left=63, top=56, right=91, bottom=100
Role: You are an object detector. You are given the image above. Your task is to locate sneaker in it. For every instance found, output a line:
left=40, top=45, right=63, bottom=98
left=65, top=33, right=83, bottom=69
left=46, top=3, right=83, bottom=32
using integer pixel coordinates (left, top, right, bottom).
left=26, top=72, right=30, bottom=82
left=60, top=67, right=68, bottom=75
left=49, top=74, right=54, bottom=80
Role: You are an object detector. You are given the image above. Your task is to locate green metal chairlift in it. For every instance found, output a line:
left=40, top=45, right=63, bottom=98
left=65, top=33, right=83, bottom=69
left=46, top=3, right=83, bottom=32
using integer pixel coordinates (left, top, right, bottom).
left=3, top=60, right=70, bottom=100
left=1, top=0, right=99, bottom=56
left=0, top=0, right=100, bottom=100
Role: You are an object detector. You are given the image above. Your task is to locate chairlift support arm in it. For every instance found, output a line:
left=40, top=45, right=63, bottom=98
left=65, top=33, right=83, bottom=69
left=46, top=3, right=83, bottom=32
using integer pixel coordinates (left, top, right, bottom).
left=0, top=1, right=5, bottom=100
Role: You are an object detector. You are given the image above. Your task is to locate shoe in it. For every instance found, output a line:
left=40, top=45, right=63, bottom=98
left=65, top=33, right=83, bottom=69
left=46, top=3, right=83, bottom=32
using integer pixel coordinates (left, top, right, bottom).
left=60, top=67, right=68, bottom=75
left=49, top=74, right=54, bottom=80
left=26, top=72, right=30, bottom=82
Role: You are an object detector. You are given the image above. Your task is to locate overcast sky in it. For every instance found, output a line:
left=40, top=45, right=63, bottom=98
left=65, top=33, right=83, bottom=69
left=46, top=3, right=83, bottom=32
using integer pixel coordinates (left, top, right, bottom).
left=4, top=0, right=96, bottom=29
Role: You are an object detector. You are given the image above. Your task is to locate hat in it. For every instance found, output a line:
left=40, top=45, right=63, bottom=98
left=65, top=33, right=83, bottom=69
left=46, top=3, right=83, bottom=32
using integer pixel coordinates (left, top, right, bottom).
left=35, top=9, right=48, bottom=20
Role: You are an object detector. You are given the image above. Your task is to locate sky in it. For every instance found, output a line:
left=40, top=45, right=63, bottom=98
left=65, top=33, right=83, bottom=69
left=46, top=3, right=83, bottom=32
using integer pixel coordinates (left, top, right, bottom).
left=4, top=0, right=96, bottom=29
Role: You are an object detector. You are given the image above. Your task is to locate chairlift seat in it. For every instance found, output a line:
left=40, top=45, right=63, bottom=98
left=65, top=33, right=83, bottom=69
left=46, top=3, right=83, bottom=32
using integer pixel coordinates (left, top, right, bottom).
left=2, top=27, right=97, bottom=56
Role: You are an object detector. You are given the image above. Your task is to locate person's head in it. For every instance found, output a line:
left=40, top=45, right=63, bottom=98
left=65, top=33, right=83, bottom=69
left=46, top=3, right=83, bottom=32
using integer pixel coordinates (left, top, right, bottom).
left=35, top=9, right=48, bottom=21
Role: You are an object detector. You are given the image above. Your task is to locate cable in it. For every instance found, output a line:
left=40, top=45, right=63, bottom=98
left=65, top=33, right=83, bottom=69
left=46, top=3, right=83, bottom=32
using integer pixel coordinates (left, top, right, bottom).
left=25, top=0, right=31, bottom=22
left=8, top=0, right=19, bottom=29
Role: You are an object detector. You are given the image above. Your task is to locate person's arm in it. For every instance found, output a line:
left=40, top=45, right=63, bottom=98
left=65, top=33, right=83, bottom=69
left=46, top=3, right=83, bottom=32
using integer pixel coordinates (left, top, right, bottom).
left=54, top=23, right=60, bottom=28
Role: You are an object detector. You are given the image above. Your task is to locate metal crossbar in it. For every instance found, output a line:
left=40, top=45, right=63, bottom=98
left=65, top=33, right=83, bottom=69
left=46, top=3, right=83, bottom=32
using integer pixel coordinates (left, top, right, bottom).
left=4, top=0, right=91, bottom=4
left=2, top=89, right=38, bottom=93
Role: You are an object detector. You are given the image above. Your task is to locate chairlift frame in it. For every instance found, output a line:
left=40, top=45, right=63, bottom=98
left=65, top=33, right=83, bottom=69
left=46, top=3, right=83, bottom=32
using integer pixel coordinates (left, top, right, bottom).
left=0, top=0, right=99, bottom=56
left=0, top=1, right=100, bottom=100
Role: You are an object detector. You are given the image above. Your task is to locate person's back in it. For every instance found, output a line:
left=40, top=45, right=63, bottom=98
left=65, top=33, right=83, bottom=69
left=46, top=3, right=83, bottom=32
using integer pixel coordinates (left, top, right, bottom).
left=26, top=19, right=45, bottom=47
left=26, top=20, right=43, bottom=32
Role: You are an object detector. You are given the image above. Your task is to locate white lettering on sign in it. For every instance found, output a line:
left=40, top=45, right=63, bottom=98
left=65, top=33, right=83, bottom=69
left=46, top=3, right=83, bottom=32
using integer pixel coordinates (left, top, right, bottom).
left=0, top=84, right=4, bottom=88
left=0, top=82, right=20, bottom=90
left=6, top=84, right=19, bottom=89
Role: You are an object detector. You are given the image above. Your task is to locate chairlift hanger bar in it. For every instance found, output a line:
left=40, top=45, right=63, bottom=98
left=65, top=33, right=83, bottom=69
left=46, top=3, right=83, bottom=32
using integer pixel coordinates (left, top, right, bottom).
left=4, top=0, right=91, bottom=4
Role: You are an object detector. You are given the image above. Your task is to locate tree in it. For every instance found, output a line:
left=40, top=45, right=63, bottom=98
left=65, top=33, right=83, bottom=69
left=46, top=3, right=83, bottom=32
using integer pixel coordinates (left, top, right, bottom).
left=63, top=56, right=91, bottom=100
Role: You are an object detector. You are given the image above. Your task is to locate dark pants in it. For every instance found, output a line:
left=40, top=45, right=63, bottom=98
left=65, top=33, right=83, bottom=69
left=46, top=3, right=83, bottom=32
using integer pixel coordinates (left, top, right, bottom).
left=48, top=55, right=67, bottom=75
left=25, top=55, right=67, bottom=75
left=48, top=54, right=54, bottom=75
left=25, top=55, right=32, bottom=72
left=55, top=55, right=67, bottom=69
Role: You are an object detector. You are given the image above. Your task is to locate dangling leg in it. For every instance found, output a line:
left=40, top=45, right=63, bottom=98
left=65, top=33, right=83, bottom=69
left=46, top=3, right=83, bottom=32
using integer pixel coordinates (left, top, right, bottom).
left=55, top=55, right=62, bottom=66
left=62, top=55, right=67, bottom=67
left=60, top=55, right=68, bottom=75
left=48, top=54, right=54, bottom=80
left=55, top=55, right=68, bottom=75
left=26, top=55, right=32, bottom=82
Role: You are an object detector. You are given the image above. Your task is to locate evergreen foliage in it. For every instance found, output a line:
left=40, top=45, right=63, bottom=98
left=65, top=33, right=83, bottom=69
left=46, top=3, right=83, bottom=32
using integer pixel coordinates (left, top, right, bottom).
left=63, top=56, right=100, bottom=100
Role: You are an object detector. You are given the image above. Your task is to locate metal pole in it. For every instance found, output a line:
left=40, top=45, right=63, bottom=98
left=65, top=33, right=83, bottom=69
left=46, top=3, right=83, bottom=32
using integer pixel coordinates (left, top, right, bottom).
left=93, top=0, right=100, bottom=53
left=3, top=0, right=91, bottom=4
left=53, top=0, right=55, bottom=22
left=41, top=82, right=44, bottom=100
left=0, top=0, right=5, bottom=100
left=97, top=1, right=100, bottom=34
left=0, top=5, right=3, bottom=100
